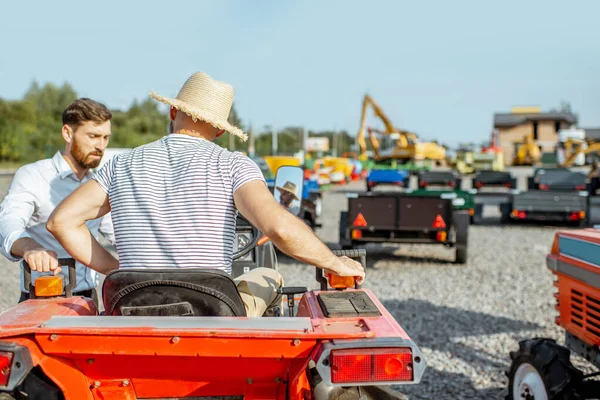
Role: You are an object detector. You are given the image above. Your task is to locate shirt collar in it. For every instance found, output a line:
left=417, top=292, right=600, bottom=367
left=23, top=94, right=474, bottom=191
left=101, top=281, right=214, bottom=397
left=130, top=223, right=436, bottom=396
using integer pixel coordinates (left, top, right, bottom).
left=52, top=151, right=93, bottom=181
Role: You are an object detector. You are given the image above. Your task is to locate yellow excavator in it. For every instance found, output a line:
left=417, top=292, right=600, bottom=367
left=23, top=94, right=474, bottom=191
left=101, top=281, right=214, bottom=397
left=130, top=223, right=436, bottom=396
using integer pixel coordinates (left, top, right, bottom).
left=560, top=138, right=600, bottom=167
left=512, top=133, right=541, bottom=166
left=356, top=94, right=445, bottom=163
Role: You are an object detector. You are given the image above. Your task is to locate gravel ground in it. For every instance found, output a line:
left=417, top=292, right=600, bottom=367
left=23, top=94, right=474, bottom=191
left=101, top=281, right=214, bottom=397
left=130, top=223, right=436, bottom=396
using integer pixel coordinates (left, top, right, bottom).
left=0, top=173, right=595, bottom=399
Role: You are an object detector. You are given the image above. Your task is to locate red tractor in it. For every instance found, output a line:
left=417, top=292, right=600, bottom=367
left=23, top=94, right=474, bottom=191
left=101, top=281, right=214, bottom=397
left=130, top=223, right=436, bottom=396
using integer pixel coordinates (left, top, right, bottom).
left=506, top=229, right=600, bottom=399
left=0, top=166, right=425, bottom=400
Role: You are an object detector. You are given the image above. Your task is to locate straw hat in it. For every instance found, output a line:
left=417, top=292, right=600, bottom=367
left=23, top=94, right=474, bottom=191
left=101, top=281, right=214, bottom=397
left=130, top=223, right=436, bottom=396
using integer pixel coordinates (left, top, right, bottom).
left=149, top=72, right=247, bottom=141
left=276, top=181, right=300, bottom=201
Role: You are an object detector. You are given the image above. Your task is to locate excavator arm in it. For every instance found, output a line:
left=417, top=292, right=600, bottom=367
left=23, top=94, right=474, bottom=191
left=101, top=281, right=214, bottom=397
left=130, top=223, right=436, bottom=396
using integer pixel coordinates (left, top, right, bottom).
left=562, top=140, right=600, bottom=167
left=357, top=94, right=411, bottom=159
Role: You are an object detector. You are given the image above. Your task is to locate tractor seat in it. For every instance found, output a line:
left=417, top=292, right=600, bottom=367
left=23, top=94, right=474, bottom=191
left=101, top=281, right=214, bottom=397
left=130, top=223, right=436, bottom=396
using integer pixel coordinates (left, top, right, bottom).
left=102, top=268, right=247, bottom=317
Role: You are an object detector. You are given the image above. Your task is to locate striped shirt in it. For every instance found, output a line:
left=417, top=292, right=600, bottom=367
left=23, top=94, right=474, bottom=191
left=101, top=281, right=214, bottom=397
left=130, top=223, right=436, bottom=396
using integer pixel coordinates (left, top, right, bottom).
left=93, top=134, right=265, bottom=275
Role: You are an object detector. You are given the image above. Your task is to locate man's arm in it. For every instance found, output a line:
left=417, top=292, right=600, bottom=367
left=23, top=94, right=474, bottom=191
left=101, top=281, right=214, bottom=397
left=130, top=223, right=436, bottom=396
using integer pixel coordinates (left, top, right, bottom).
left=46, top=180, right=118, bottom=275
left=0, top=167, right=60, bottom=273
left=234, top=181, right=365, bottom=284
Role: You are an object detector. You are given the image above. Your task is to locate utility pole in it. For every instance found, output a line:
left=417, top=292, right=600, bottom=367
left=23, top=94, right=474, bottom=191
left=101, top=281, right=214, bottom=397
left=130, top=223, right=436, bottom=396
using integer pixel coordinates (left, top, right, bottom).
left=271, top=125, right=278, bottom=156
left=332, top=126, right=338, bottom=157
left=248, top=123, right=255, bottom=157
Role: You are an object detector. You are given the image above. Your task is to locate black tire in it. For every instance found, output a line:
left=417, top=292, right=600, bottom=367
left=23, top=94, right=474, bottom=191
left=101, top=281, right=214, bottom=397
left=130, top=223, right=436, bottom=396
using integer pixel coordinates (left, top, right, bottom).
left=454, top=245, right=467, bottom=264
left=339, top=211, right=349, bottom=245
left=500, top=203, right=512, bottom=224
left=506, top=338, right=582, bottom=400
left=472, top=204, right=484, bottom=225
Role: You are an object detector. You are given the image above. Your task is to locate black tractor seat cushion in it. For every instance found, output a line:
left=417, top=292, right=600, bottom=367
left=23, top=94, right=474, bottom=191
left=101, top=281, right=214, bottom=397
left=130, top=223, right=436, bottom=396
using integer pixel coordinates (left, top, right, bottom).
left=102, top=268, right=247, bottom=317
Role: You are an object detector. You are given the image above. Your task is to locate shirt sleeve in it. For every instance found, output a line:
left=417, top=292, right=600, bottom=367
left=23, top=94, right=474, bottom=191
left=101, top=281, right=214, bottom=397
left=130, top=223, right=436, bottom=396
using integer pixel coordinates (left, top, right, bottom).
left=0, top=167, right=37, bottom=262
left=231, top=154, right=266, bottom=193
left=92, top=155, right=117, bottom=194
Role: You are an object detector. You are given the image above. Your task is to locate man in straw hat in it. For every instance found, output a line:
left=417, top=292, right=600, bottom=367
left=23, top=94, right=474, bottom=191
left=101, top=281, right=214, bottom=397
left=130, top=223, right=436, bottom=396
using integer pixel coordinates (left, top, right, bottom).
left=48, top=71, right=365, bottom=317
left=276, top=181, right=299, bottom=209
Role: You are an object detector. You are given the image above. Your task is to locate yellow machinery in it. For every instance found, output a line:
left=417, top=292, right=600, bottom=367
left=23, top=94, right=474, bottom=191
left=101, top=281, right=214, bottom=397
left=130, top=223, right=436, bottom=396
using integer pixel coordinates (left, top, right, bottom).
left=356, top=94, right=445, bottom=163
left=262, top=155, right=300, bottom=174
left=452, top=149, right=475, bottom=174
left=560, top=139, right=600, bottom=167
left=512, top=133, right=541, bottom=166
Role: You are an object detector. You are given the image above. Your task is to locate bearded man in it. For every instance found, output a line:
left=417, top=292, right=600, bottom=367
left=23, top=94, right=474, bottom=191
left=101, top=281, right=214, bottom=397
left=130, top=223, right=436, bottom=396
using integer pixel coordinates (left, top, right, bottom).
left=0, top=98, right=115, bottom=304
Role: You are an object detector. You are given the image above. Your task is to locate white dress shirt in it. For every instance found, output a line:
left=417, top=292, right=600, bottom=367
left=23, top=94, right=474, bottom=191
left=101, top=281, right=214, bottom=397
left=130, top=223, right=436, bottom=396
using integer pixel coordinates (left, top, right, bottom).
left=0, top=151, right=114, bottom=293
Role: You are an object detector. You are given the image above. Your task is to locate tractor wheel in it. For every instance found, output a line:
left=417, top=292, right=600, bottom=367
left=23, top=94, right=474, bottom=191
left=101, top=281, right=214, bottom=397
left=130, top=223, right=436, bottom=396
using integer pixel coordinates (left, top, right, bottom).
left=506, top=338, right=581, bottom=400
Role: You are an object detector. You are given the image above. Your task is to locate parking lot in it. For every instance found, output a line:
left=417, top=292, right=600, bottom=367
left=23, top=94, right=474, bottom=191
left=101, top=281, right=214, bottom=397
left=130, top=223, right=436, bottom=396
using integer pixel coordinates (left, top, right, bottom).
left=0, top=170, right=592, bottom=399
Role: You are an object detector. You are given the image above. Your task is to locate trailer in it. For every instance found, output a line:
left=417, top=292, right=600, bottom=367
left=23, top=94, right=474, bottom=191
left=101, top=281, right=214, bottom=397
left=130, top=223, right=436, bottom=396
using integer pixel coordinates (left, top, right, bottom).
left=471, top=170, right=516, bottom=224
left=365, top=168, right=410, bottom=192
left=413, top=171, right=476, bottom=222
left=339, top=191, right=470, bottom=264
left=507, top=168, right=589, bottom=225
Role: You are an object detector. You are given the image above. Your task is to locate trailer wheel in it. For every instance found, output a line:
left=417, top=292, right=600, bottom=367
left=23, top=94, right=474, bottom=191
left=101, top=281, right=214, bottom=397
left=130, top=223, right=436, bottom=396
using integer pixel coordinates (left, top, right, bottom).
left=339, top=211, right=352, bottom=249
left=454, top=245, right=467, bottom=264
left=452, top=211, right=469, bottom=264
left=506, top=338, right=581, bottom=400
left=472, top=204, right=484, bottom=225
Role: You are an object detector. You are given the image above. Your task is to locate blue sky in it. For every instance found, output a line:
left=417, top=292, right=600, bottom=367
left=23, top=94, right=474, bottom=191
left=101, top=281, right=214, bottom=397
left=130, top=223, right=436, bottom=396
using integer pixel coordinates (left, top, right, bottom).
left=1, top=0, right=599, bottom=147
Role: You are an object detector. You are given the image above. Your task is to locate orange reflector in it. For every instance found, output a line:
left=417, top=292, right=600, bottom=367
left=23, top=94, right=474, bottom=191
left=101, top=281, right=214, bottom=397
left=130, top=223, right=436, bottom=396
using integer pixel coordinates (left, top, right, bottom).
left=351, top=229, right=363, bottom=239
left=469, top=209, right=475, bottom=216
left=326, top=273, right=356, bottom=289
left=436, top=231, right=447, bottom=242
left=432, top=214, right=446, bottom=229
left=330, top=348, right=413, bottom=383
left=34, top=276, right=64, bottom=297
left=353, top=213, right=368, bottom=227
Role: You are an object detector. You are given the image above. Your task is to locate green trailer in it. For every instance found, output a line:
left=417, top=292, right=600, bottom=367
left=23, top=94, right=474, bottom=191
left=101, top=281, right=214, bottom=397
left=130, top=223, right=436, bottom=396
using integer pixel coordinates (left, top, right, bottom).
left=364, top=159, right=434, bottom=174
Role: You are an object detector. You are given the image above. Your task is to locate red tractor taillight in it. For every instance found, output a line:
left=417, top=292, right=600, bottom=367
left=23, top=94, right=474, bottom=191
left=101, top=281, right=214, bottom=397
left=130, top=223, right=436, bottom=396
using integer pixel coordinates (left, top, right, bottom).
left=0, top=351, right=14, bottom=386
left=330, top=348, right=413, bottom=383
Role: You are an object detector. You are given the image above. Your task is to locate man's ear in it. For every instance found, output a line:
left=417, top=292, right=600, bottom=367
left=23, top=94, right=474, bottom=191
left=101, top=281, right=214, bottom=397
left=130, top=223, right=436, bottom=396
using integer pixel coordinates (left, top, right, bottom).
left=216, top=129, right=226, bottom=138
left=169, top=107, right=177, bottom=121
left=62, top=124, right=73, bottom=144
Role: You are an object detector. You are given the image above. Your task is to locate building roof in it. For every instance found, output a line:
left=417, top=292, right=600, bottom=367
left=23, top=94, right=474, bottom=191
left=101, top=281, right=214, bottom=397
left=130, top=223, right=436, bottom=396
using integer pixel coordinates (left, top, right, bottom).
left=583, top=127, right=600, bottom=140
left=494, top=112, right=577, bottom=127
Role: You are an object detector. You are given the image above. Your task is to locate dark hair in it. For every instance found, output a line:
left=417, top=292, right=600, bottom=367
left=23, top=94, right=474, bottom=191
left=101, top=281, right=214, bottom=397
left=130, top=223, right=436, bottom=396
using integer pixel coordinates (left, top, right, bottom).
left=62, top=98, right=112, bottom=128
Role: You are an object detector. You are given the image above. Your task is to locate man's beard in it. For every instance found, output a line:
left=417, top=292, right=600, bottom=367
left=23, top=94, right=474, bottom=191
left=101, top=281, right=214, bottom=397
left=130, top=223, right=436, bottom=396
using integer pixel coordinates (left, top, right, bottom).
left=71, top=139, right=103, bottom=169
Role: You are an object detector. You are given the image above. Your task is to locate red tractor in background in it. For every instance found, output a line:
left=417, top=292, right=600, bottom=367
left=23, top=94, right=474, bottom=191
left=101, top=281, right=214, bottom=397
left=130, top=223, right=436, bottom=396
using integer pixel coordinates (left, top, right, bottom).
left=507, top=229, right=600, bottom=399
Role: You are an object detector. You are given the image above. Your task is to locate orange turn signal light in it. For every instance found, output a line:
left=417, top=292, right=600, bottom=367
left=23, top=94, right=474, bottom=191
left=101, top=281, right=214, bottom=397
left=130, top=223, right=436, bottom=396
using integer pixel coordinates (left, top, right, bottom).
left=326, top=273, right=355, bottom=289
left=34, top=276, right=64, bottom=297
left=351, top=229, right=363, bottom=239
left=436, top=231, right=447, bottom=242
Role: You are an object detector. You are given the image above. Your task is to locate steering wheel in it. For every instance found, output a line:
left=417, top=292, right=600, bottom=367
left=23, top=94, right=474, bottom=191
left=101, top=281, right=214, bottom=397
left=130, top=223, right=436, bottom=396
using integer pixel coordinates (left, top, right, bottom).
left=232, top=214, right=261, bottom=260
